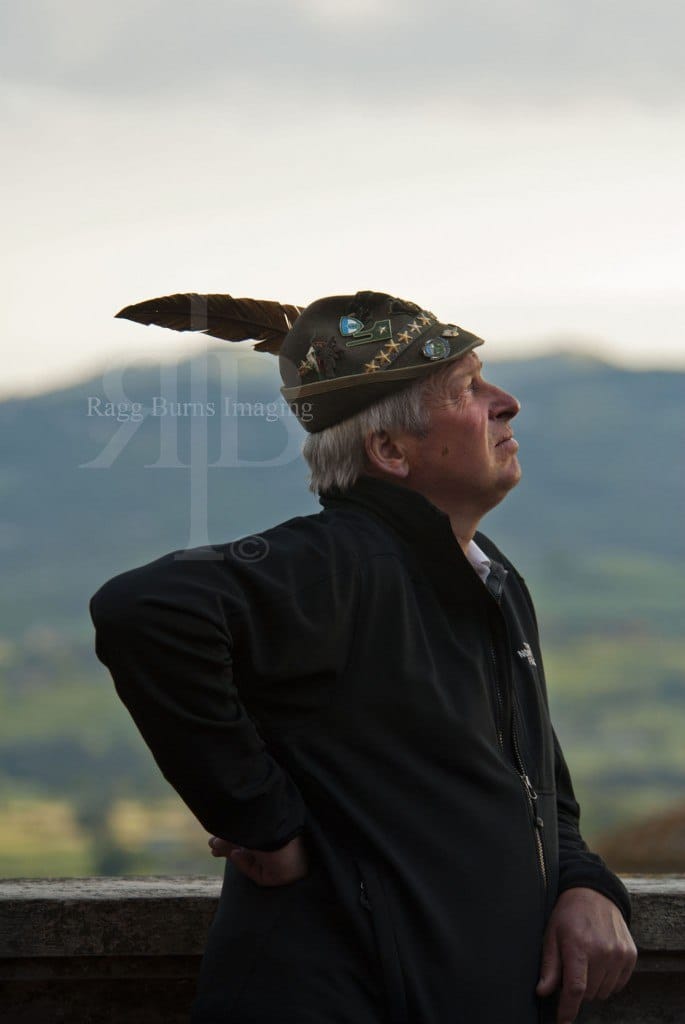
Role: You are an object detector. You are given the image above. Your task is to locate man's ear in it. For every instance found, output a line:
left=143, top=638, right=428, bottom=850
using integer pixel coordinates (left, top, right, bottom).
left=364, top=431, right=411, bottom=480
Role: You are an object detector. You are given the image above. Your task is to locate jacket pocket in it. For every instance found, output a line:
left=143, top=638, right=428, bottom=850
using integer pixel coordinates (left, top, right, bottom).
left=355, top=857, right=409, bottom=1024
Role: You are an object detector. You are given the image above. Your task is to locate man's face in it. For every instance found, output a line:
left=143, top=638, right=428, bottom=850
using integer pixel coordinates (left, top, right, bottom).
left=401, top=351, right=522, bottom=517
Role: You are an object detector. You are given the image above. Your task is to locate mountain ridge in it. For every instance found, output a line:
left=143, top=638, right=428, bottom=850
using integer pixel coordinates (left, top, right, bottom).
left=1, top=347, right=682, bottom=641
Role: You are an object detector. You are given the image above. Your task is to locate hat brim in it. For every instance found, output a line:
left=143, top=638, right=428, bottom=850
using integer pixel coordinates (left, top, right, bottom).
left=281, top=335, right=484, bottom=432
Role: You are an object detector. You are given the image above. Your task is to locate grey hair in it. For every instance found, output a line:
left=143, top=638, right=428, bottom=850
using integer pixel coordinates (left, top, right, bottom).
left=302, top=361, right=457, bottom=494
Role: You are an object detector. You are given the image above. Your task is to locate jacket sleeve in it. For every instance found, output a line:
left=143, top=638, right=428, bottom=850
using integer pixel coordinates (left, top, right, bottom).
left=88, top=553, right=308, bottom=852
left=554, top=725, right=632, bottom=926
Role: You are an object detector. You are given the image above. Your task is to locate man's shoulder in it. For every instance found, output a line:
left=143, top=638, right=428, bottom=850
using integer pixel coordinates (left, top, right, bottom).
left=224, top=508, right=365, bottom=576
left=89, top=508, right=371, bottom=625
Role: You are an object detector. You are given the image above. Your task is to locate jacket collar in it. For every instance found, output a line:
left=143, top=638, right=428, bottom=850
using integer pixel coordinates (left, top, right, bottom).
left=319, top=474, right=454, bottom=552
left=319, top=475, right=490, bottom=607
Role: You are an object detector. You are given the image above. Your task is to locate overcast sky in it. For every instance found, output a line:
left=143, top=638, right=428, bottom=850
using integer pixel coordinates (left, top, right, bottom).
left=2, top=0, right=684, bottom=398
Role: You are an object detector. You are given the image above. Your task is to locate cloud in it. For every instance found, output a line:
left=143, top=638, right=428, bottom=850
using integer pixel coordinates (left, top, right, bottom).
left=1, top=0, right=684, bottom=105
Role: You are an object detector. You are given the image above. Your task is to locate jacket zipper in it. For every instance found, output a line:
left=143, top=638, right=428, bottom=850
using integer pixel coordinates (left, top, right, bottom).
left=512, top=698, right=547, bottom=890
left=489, top=646, right=505, bottom=751
left=490, top=643, right=547, bottom=891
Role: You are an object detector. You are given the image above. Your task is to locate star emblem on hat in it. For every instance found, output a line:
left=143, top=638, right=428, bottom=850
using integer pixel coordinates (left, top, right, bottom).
left=297, top=344, right=320, bottom=378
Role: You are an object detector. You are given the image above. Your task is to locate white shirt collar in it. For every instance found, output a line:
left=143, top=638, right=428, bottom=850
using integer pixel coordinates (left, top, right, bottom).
left=464, top=538, right=492, bottom=584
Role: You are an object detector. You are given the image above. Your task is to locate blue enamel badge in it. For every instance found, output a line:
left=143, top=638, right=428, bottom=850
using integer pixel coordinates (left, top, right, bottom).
left=421, top=337, right=450, bottom=361
left=339, top=316, right=364, bottom=337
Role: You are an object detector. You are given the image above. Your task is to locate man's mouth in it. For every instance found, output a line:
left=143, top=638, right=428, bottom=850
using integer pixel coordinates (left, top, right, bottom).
left=495, top=433, right=519, bottom=450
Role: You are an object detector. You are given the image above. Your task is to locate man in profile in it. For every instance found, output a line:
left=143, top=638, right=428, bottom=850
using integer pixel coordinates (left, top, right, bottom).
left=90, top=290, right=636, bottom=1023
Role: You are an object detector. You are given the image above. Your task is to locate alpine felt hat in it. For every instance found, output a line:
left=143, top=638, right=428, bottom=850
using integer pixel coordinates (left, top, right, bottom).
left=278, top=291, right=484, bottom=432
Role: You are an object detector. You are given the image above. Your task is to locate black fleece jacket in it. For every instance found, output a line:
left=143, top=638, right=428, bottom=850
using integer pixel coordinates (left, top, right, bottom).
left=89, top=474, right=631, bottom=1024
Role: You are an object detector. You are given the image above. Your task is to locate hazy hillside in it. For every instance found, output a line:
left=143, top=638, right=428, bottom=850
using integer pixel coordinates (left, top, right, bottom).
left=0, top=347, right=682, bottom=641
left=0, top=348, right=683, bottom=875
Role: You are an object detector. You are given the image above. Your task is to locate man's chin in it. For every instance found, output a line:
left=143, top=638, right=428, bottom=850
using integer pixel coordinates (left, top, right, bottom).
left=490, top=462, right=522, bottom=509
left=501, top=455, right=522, bottom=489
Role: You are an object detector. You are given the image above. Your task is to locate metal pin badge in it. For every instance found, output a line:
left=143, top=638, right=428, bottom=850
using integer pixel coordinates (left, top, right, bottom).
left=421, top=337, right=450, bottom=360
left=339, top=316, right=364, bottom=336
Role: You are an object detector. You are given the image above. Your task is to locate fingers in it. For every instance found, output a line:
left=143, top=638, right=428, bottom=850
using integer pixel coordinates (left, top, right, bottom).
left=593, top=963, right=624, bottom=1002
left=613, top=949, right=639, bottom=995
left=556, top=953, right=588, bottom=1024
left=208, top=836, right=243, bottom=858
left=591, top=938, right=638, bottom=1001
left=554, top=943, right=635, bottom=1024
left=208, top=836, right=256, bottom=883
left=536, top=929, right=562, bottom=998
left=232, top=848, right=272, bottom=886
left=229, top=847, right=258, bottom=880
left=233, top=846, right=308, bottom=887
left=208, top=835, right=311, bottom=886
left=581, top=925, right=639, bottom=1003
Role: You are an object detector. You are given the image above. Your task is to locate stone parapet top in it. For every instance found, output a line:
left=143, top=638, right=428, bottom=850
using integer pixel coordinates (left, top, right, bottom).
left=0, top=874, right=683, bottom=958
left=1, top=875, right=684, bottom=1023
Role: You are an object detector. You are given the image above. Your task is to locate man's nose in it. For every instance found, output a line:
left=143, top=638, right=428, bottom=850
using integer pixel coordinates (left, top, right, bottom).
left=490, top=385, right=521, bottom=421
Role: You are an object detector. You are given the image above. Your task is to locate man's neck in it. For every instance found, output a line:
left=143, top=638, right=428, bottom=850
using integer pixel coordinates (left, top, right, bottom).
left=451, top=523, right=479, bottom=557
left=390, top=481, right=481, bottom=554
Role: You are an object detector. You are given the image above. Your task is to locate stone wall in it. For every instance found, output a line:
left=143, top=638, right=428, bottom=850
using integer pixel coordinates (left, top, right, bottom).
left=0, top=875, right=683, bottom=1022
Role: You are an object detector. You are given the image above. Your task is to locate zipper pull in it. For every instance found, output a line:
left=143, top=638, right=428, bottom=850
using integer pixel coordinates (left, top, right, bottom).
left=359, top=880, right=371, bottom=910
left=521, top=773, right=538, bottom=804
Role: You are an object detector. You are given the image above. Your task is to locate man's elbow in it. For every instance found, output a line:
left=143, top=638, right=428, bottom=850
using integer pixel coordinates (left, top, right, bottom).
left=89, top=568, right=147, bottom=654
